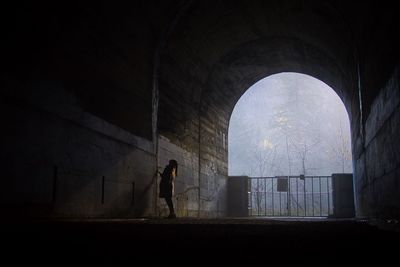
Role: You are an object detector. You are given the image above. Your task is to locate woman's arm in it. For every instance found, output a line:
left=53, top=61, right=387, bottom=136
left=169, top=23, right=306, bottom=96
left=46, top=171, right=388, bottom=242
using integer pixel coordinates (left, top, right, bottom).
left=171, top=168, right=176, bottom=181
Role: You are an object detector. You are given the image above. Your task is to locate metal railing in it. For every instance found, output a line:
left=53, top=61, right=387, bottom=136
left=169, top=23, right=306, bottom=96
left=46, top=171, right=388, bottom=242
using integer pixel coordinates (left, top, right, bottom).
left=248, top=176, right=332, bottom=217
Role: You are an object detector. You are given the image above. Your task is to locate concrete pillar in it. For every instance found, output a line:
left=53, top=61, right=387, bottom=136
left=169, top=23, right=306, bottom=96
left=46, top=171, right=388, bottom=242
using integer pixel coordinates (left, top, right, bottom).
left=227, top=176, right=249, bottom=217
left=332, top=173, right=355, bottom=218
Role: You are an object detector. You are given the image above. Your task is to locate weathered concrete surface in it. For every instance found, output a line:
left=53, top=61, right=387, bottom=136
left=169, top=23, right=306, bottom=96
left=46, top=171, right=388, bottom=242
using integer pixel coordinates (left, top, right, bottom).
left=1, top=218, right=399, bottom=265
left=355, top=66, right=400, bottom=219
left=1, top=1, right=400, bottom=221
left=332, top=174, right=355, bottom=218
left=158, top=0, right=400, bottom=220
left=227, top=176, right=249, bottom=217
left=1, top=83, right=156, bottom=218
left=157, top=135, right=200, bottom=217
left=0, top=2, right=182, bottom=218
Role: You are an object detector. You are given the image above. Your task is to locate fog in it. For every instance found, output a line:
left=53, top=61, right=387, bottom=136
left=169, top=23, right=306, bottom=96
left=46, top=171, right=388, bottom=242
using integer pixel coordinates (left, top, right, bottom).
left=228, top=72, right=353, bottom=177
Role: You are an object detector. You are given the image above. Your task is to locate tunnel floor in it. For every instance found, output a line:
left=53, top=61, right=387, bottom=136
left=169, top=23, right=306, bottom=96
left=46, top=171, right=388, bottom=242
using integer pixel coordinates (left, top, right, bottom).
left=2, top=217, right=399, bottom=265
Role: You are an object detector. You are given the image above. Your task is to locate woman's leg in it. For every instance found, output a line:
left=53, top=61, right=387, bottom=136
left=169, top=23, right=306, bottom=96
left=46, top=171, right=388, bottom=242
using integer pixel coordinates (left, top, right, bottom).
left=164, top=197, right=175, bottom=217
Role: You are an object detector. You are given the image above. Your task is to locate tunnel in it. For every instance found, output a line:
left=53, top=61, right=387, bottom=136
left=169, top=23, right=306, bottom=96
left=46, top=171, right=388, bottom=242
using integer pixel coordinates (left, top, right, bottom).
left=1, top=0, right=400, bottom=264
left=156, top=0, right=400, bottom=220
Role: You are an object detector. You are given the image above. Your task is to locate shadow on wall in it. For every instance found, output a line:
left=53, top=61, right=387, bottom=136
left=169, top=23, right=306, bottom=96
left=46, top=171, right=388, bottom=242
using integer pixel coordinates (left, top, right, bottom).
left=0, top=85, right=156, bottom=219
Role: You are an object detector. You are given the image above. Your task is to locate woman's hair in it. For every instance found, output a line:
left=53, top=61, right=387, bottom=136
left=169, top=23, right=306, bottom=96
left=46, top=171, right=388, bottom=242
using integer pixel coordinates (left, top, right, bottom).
left=169, top=159, right=178, bottom=176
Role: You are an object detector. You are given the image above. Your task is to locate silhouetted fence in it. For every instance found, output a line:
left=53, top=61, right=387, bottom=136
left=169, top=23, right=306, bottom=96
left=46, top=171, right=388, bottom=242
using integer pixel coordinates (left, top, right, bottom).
left=248, top=176, right=332, bottom=217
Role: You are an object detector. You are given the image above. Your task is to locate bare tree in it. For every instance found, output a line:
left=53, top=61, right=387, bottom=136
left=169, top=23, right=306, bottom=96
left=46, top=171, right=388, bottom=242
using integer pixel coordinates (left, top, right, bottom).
left=326, top=119, right=352, bottom=173
left=249, top=141, right=279, bottom=214
left=229, top=73, right=353, bottom=216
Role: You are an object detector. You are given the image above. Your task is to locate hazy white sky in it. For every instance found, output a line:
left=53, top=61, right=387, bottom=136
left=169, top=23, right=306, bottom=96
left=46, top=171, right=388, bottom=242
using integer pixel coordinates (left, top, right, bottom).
left=228, top=72, right=352, bottom=177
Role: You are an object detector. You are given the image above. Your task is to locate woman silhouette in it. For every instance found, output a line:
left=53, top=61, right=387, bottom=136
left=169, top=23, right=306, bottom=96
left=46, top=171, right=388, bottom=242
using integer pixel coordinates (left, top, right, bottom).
left=159, top=159, right=178, bottom=218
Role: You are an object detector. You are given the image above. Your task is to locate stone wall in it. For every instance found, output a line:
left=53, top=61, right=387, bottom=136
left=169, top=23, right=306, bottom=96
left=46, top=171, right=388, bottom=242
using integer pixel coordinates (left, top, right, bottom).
left=1, top=1, right=400, bottom=221
left=0, top=84, right=156, bottom=218
left=157, top=135, right=200, bottom=217
left=354, top=66, right=400, bottom=219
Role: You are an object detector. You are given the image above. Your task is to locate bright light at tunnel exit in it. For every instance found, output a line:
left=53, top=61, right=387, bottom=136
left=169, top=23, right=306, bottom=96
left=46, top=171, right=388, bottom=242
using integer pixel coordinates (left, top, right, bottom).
left=228, top=72, right=353, bottom=177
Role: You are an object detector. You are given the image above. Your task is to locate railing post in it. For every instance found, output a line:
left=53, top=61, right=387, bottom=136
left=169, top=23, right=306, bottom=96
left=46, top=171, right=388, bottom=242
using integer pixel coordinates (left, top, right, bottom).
left=287, top=176, right=290, bottom=216
left=304, top=178, right=306, bottom=216
left=312, top=177, right=314, bottom=217
left=319, top=176, right=322, bottom=216
left=272, top=178, right=274, bottom=216
left=101, top=176, right=105, bottom=204
left=296, top=176, right=299, bottom=216
left=132, top=181, right=135, bottom=206
left=327, top=177, right=330, bottom=215
left=264, top=178, right=267, bottom=216
left=52, top=165, right=58, bottom=204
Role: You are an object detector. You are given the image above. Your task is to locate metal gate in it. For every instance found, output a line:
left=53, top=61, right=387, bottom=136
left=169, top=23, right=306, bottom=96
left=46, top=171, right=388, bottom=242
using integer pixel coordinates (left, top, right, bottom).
left=248, top=176, right=332, bottom=217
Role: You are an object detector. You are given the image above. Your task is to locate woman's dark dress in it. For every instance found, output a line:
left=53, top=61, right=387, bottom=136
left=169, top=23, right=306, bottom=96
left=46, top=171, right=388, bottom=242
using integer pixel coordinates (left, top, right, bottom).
left=159, top=165, right=173, bottom=198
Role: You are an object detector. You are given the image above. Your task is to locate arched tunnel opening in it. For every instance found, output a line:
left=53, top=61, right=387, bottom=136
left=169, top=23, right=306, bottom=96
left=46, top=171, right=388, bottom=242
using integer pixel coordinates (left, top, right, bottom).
left=1, top=0, right=400, bottom=264
left=228, top=72, right=354, bottom=218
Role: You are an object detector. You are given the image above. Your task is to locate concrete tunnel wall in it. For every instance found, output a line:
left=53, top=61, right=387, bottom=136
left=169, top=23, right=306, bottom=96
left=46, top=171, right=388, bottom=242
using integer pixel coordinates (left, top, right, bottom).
left=0, top=0, right=399, bottom=220
left=158, top=0, right=400, bottom=219
left=1, top=2, right=171, bottom=218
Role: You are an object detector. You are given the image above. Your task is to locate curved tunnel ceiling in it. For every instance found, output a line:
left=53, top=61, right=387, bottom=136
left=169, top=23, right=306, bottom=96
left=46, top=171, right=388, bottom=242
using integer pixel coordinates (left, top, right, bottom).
left=158, top=0, right=358, bottom=146
left=203, top=36, right=354, bottom=121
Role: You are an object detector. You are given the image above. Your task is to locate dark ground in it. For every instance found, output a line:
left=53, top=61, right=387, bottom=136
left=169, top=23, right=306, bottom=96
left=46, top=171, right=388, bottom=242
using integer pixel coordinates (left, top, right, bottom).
left=1, top=217, right=399, bottom=265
